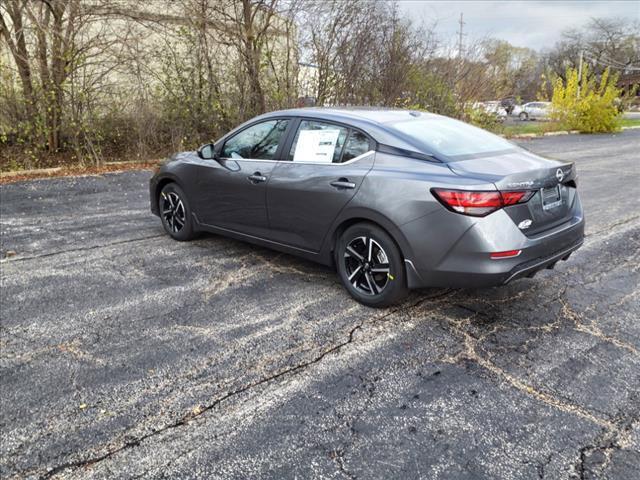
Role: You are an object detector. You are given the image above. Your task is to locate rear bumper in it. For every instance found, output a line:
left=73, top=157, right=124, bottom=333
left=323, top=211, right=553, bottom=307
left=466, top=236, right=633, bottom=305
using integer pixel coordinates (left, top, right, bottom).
left=402, top=197, right=585, bottom=289
left=502, top=238, right=582, bottom=284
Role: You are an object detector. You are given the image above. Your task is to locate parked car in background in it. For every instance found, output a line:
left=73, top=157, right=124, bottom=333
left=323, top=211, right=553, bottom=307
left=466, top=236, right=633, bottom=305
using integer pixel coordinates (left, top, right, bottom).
left=474, top=101, right=508, bottom=122
left=510, top=104, right=523, bottom=116
left=150, top=108, right=584, bottom=307
left=519, top=102, right=551, bottom=121
left=500, top=96, right=518, bottom=115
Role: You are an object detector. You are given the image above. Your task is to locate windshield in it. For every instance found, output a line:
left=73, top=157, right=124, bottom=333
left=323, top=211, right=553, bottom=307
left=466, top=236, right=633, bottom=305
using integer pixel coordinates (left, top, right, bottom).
left=388, top=116, right=517, bottom=159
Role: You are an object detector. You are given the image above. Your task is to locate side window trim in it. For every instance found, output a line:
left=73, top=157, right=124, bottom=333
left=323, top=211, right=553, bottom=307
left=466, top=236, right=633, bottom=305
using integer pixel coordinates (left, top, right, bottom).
left=279, top=117, right=302, bottom=162
left=273, top=118, right=296, bottom=160
left=339, top=129, right=351, bottom=164
left=335, top=128, right=350, bottom=164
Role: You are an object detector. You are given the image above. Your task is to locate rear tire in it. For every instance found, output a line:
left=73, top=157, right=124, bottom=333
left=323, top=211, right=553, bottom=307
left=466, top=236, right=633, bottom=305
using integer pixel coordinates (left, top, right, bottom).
left=159, top=183, right=196, bottom=241
left=336, top=223, right=408, bottom=307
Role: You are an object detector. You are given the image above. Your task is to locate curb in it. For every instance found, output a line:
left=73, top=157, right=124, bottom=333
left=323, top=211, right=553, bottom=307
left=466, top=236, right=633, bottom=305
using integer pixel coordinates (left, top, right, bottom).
left=506, top=130, right=577, bottom=140
left=0, top=167, right=62, bottom=178
left=509, top=126, right=635, bottom=140
left=104, top=160, right=160, bottom=166
left=0, top=160, right=157, bottom=179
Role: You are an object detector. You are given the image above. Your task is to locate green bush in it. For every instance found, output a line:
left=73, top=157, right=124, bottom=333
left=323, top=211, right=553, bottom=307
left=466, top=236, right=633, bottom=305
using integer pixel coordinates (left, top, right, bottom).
left=550, top=66, right=622, bottom=133
left=464, top=106, right=503, bottom=133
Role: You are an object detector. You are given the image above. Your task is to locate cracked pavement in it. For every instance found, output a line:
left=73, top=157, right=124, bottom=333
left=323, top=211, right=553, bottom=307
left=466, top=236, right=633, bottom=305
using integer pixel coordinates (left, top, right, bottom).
left=1, top=130, right=639, bottom=479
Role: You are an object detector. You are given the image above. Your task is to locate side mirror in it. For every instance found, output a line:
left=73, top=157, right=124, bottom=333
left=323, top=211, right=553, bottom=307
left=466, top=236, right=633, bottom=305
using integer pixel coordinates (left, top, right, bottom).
left=197, top=143, right=216, bottom=160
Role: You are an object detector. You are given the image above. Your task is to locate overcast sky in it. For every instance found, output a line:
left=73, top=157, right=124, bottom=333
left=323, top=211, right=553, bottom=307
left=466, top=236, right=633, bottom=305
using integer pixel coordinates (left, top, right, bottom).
left=397, top=1, right=640, bottom=51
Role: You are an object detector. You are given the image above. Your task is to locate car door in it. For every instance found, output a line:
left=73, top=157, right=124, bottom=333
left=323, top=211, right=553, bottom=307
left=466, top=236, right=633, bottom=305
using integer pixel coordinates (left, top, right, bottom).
left=531, top=103, right=543, bottom=119
left=190, top=118, right=291, bottom=238
left=538, top=103, right=550, bottom=119
left=266, top=119, right=375, bottom=252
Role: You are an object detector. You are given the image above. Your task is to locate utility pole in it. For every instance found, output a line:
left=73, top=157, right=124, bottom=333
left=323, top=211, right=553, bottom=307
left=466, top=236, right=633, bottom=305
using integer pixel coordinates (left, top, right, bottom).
left=457, top=12, right=465, bottom=59
left=577, top=49, right=583, bottom=98
left=456, top=12, right=466, bottom=86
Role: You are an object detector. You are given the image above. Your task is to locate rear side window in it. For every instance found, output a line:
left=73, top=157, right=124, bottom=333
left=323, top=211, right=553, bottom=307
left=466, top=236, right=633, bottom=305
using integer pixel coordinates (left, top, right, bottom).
left=222, top=119, right=289, bottom=160
left=342, top=131, right=371, bottom=162
left=288, top=120, right=348, bottom=163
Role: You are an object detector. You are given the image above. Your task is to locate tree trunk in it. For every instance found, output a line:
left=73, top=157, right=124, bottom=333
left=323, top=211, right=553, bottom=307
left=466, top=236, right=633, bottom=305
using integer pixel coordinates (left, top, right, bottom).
left=241, top=0, right=266, bottom=116
left=1, top=1, right=36, bottom=120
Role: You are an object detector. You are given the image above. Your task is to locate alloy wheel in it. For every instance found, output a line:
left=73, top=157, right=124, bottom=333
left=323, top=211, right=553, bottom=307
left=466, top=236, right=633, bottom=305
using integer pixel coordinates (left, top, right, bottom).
left=343, top=236, right=390, bottom=295
left=161, top=191, right=186, bottom=233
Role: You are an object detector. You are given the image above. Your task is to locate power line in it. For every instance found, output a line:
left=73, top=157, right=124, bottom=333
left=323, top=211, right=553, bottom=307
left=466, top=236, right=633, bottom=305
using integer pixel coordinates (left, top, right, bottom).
left=584, top=54, right=640, bottom=71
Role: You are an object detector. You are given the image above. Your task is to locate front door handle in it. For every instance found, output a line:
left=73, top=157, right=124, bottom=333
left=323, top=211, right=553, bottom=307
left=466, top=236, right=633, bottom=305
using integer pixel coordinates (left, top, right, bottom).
left=248, top=172, right=267, bottom=184
left=330, top=178, right=356, bottom=190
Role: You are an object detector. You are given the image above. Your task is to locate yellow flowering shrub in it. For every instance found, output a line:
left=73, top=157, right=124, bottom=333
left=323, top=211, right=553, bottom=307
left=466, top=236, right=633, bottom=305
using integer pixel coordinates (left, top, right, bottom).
left=551, top=66, right=622, bottom=133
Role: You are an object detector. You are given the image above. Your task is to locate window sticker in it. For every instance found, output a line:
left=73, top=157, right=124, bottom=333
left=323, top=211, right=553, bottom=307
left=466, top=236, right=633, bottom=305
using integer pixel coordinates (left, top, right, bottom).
left=293, top=129, right=340, bottom=163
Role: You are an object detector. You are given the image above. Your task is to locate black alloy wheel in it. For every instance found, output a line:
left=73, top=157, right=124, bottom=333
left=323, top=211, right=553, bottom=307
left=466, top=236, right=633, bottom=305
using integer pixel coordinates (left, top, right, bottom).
left=344, top=236, right=390, bottom=296
left=162, top=191, right=186, bottom=234
left=337, top=223, right=408, bottom=307
left=159, top=183, right=196, bottom=241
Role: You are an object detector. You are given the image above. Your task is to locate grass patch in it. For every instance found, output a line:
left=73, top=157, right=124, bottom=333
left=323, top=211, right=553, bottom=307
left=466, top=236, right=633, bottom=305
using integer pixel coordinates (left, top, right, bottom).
left=619, top=117, right=640, bottom=128
left=499, top=116, right=639, bottom=137
left=500, top=121, right=562, bottom=137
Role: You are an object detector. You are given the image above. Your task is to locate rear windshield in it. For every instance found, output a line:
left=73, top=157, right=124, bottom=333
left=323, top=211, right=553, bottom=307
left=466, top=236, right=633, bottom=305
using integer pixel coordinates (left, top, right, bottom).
left=388, top=116, right=516, bottom=159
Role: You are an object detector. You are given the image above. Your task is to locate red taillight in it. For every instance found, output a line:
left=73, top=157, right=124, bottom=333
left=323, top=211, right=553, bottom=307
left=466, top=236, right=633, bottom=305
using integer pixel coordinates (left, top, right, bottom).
left=432, top=189, right=534, bottom=217
left=501, top=191, right=531, bottom=205
left=490, top=250, right=521, bottom=259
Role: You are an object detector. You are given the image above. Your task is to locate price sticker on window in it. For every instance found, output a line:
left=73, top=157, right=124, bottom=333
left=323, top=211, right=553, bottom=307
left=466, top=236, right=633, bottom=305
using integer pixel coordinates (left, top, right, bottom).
left=293, top=129, right=340, bottom=163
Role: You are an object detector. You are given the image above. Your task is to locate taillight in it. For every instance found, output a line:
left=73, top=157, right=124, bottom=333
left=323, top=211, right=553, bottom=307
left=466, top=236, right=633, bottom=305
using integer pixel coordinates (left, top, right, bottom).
left=432, top=188, right=534, bottom=217
left=501, top=191, right=534, bottom=205
left=491, top=250, right=521, bottom=259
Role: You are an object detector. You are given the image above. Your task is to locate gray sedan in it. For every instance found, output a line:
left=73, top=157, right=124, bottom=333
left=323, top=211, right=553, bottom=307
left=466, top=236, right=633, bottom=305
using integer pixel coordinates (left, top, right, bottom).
left=150, top=108, right=584, bottom=306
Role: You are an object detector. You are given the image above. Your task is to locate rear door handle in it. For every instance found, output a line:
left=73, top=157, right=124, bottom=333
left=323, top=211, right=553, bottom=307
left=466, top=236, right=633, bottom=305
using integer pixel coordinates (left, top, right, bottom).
left=248, top=172, right=267, bottom=183
left=330, top=178, right=356, bottom=190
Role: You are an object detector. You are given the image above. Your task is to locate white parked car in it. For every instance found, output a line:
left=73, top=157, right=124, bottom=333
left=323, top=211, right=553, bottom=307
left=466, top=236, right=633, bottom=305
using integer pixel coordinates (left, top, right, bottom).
left=519, top=102, right=551, bottom=121
left=475, top=101, right=508, bottom=122
left=510, top=104, right=523, bottom=116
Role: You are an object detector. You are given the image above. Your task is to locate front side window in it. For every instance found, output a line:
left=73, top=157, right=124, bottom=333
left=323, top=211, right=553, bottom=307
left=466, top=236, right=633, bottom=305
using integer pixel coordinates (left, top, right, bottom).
left=222, top=120, right=289, bottom=160
left=288, top=120, right=348, bottom=163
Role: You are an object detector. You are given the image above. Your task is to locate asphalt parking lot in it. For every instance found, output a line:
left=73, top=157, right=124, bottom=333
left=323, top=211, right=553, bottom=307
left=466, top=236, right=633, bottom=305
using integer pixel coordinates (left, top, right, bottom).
left=1, top=130, right=639, bottom=479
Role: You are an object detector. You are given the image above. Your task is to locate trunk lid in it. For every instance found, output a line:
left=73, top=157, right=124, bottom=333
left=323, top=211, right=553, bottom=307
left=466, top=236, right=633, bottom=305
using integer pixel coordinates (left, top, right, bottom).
left=447, top=149, right=578, bottom=236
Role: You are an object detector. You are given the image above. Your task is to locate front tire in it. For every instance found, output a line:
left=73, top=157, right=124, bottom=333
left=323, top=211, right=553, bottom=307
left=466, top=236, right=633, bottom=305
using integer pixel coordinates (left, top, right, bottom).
left=519, top=112, right=528, bottom=121
left=336, top=223, right=408, bottom=307
left=159, top=183, right=196, bottom=241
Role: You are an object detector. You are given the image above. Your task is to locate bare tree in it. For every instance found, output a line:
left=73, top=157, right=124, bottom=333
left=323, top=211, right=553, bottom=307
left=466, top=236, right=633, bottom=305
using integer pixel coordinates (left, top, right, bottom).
left=544, top=17, right=640, bottom=79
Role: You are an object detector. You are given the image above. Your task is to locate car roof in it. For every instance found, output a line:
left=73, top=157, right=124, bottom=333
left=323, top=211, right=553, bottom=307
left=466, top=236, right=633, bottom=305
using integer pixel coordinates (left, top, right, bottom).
left=264, top=107, right=438, bottom=125
left=244, top=107, right=444, bottom=156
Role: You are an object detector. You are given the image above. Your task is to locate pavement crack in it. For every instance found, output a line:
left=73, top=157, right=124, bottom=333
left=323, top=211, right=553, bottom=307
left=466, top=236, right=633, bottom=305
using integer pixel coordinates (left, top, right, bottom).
left=559, top=297, right=640, bottom=357
left=37, top=293, right=445, bottom=479
left=0, top=234, right=164, bottom=263
left=441, top=313, right=615, bottom=430
left=572, top=416, right=638, bottom=479
left=536, top=453, right=553, bottom=479
left=586, top=214, right=640, bottom=239
left=330, top=447, right=357, bottom=479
